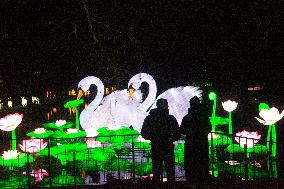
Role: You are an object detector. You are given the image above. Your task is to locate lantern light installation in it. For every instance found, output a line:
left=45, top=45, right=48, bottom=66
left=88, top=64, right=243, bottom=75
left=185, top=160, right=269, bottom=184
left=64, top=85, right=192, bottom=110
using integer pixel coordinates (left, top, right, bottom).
left=0, top=113, right=23, bottom=150
left=2, top=150, right=20, bottom=160
left=222, top=100, right=238, bottom=136
left=18, top=138, right=48, bottom=153
left=255, top=105, right=284, bottom=157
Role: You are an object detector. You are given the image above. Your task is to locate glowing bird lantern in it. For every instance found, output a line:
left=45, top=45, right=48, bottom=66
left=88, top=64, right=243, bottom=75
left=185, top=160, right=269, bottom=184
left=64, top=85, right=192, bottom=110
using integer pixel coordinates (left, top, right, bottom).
left=255, top=105, right=284, bottom=157
left=32, top=96, right=40, bottom=104
left=2, top=150, right=20, bottom=160
left=19, top=138, right=48, bottom=153
left=222, top=100, right=238, bottom=136
left=64, top=99, right=84, bottom=130
left=23, top=169, right=49, bottom=184
left=235, top=130, right=261, bottom=148
left=8, top=98, right=12, bottom=108
left=0, top=113, right=23, bottom=150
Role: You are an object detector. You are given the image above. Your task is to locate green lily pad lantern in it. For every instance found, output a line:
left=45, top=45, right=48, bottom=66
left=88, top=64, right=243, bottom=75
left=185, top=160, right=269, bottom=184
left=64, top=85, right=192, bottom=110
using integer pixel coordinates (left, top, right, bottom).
left=64, top=99, right=84, bottom=130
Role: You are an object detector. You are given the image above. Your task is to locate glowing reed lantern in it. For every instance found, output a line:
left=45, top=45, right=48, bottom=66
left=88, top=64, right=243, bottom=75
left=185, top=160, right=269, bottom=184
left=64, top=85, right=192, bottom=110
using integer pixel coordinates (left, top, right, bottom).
left=18, top=138, right=48, bottom=153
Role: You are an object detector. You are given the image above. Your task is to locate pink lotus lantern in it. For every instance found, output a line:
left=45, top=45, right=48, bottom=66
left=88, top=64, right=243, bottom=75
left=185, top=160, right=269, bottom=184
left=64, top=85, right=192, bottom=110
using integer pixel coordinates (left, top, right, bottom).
left=23, top=169, right=48, bottom=184
left=19, top=138, right=48, bottom=153
left=0, top=113, right=23, bottom=131
left=255, top=107, right=284, bottom=125
left=235, top=130, right=261, bottom=148
left=0, top=113, right=23, bottom=150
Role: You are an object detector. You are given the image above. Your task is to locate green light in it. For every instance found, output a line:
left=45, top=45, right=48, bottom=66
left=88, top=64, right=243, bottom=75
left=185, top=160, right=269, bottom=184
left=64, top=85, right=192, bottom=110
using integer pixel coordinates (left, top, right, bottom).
left=259, top=103, right=270, bottom=111
left=208, top=92, right=216, bottom=101
left=64, top=99, right=84, bottom=130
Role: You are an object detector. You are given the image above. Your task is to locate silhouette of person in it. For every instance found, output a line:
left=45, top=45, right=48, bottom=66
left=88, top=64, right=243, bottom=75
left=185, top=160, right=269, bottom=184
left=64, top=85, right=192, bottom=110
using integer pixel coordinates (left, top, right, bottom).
left=181, top=96, right=210, bottom=183
left=141, top=99, right=180, bottom=183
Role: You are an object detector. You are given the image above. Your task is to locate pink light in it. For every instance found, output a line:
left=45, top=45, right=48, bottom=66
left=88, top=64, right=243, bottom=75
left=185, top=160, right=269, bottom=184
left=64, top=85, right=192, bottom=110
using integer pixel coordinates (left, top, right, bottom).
left=23, top=169, right=48, bottom=184
left=0, top=113, right=23, bottom=131
left=19, top=138, right=48, bottom=153
left=235, top=130, right=261, bottom=148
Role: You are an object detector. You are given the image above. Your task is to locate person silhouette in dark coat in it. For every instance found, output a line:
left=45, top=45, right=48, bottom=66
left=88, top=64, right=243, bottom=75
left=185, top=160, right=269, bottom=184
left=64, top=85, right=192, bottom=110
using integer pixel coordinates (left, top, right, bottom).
left=181, top=96, right=210, bottom=183
left=141, top=99, right=180, bottom=182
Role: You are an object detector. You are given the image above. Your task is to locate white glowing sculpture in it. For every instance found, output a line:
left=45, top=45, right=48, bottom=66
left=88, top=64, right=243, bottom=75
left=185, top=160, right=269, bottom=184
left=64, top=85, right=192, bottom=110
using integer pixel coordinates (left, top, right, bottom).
left=235, top=130, right=261, bottom=148
left=222, top=100, right=238, bottom=112
left=66, top=128, right=78, bottom=134
left=137, top=135, right=151, bottom=143
left=152, top=86, right=202, bottom=125
left=34, top=128, right=46, bottom=134
left=21, top=97, right=27, bottom=107
left=32, top=96, right=40, bottom=104
left=79, top=74, right=157, bottom=134
left=2, top=150, right=20, bottom=160
left=255, top=107, right=284, bottom=125
left=55, top=120, right=66, bottom=127
left=0, top=113, right=23, bottom=131
left=8, top=99, right=12, bottom=108
left=0, top=100, right=3, bottom=109
left=19, top=138, right=48, bottom=153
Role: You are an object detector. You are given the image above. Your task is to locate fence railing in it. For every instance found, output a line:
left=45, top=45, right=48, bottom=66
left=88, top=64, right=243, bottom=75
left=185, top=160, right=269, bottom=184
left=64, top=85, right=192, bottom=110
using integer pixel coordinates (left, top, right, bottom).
left=0, top=132, right=279, bottom=188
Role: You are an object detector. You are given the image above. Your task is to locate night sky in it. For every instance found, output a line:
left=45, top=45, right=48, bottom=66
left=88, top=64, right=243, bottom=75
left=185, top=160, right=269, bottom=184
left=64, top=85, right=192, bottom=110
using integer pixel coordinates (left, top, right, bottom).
left=1, top=0, right=283, bottom=97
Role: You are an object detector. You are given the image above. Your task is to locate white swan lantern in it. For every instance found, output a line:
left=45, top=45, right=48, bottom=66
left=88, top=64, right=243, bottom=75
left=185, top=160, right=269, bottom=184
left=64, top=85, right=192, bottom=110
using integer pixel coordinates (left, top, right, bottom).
left=78, top=73, right=202, bottom=136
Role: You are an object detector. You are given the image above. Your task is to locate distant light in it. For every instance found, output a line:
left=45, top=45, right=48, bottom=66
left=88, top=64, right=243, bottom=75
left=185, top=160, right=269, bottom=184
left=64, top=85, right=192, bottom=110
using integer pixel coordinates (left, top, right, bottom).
left=21, top=97, right=27, bottom=107
left=248, top=86, right=263, bottom=91
left=32, top=96, right=40, bottom=104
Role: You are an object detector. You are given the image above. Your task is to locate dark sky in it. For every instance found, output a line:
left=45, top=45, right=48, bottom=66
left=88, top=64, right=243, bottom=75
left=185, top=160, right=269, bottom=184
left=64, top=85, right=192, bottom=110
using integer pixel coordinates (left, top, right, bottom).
left=0, top=0, right=283, bottom=95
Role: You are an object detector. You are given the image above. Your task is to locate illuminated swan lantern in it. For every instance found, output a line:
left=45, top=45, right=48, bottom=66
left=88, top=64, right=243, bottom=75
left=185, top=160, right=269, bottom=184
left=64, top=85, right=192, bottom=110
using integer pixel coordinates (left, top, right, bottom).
left=78, top=73, right=156, bottom=134
left=78, top=73, right=202, bottom=135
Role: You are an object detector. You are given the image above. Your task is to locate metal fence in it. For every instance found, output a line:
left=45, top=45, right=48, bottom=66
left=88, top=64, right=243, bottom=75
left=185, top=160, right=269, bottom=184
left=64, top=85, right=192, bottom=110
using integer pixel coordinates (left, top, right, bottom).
left=0, top=132, right=279, bottom=188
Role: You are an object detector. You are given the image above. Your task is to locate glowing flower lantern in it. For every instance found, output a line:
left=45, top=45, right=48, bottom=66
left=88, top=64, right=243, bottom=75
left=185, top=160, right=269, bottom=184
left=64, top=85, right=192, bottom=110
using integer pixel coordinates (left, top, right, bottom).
left=222, top=100, right=238, bottom=136
left=2, top=150, right=20, bottom=160
left=235, top=130, right=261, bottom=148
left=255, top=104, right=284, bottom=158
left=55, top=120, right=67, bottom=127
left=23, top=169, right=48, bottom=184
left=34, top=128, right=46, bottom=134
left=222, top=100, right=238, bottom=112
left=0, top=113, right=23, bottom=150
left=86, top=138, right=101, bottom=148
left=19, top=138, right=48, bottom=153
left=255, top=107, right=284, bottom=126
left=0, top=113, right=23, bottom=131
left=64, top=99, right=84, bottom=130
left=66, top=128, right=78, bottom=134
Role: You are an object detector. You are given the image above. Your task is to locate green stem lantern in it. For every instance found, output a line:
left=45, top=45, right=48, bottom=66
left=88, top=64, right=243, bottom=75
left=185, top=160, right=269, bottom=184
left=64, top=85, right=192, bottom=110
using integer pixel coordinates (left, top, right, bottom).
left=208, top=92, right=217, bottom=131
left=64, top=99, right=84, bottom=130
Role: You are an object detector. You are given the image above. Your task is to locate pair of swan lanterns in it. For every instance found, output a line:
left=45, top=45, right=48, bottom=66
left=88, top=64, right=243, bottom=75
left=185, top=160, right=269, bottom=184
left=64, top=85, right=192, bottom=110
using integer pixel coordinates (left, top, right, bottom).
left=77, top=73, right=202, bottom=136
